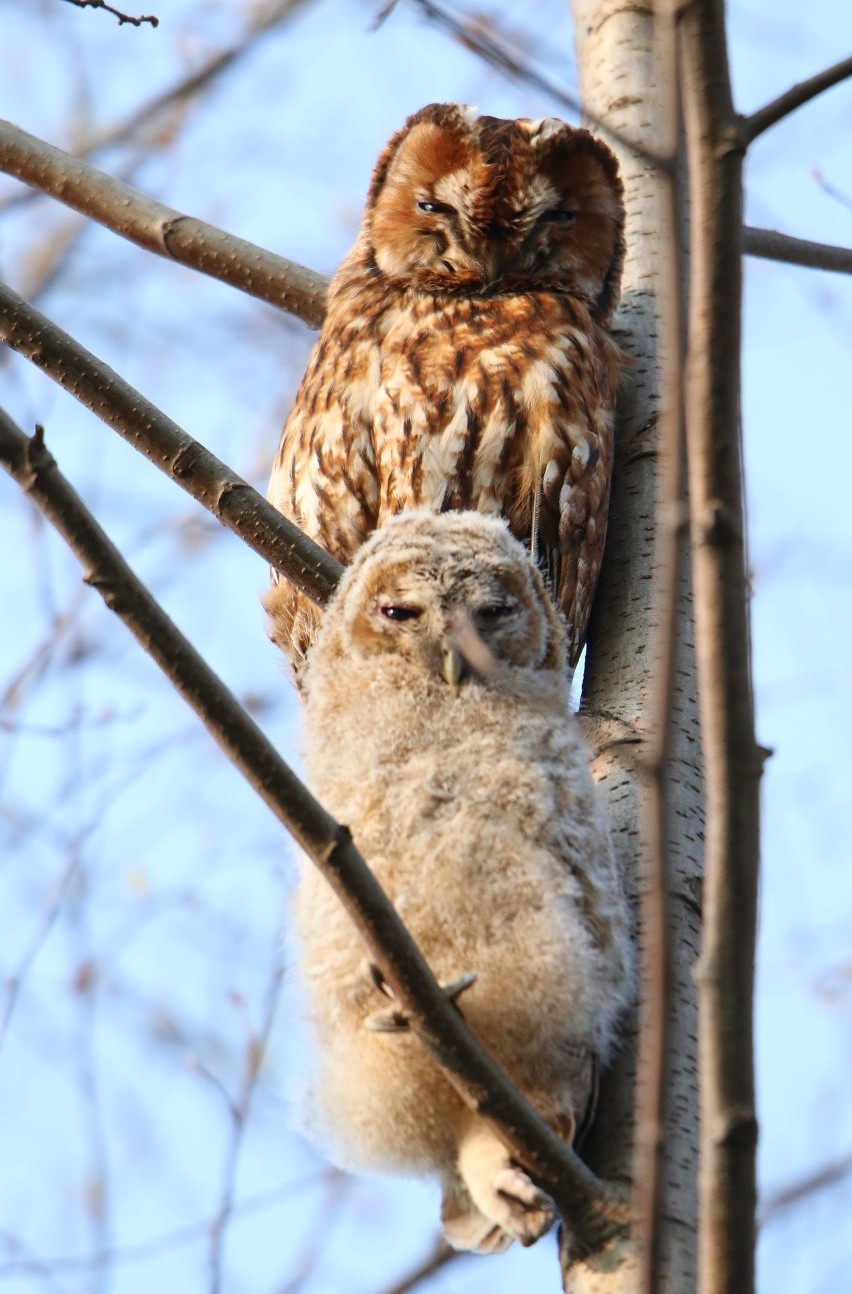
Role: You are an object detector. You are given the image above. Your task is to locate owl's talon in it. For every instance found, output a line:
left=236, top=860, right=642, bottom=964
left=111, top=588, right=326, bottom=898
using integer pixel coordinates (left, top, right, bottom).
left=363, top=962, right=477, bottom=1032
left=442, top=970, right=478, bottom=1003
left=363, top=960, right=395, bottom=998
left=365, top=1005, right=411, bottom=1032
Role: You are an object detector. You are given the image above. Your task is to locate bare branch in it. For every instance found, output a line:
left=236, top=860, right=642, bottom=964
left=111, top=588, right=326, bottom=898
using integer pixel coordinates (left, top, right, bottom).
left=378, top=1241, right=459, bottom=1294
left=0, top=855, right=80, bottom=1053
left=740, top=54, right=852, bottom=144
left=743, top=225, right=852, bottom=275
left=2, top=1, right=313, bottom=221
left=678, top=2, right=761, bottom=1291
left=85, top=0, right=312, bottom=156
left=0, top=1173, right=336, bottom=1275
left=401, top=0, right=583, bottom=117
left=0, top=278, right=340, bottom=606
left=396, top=0, right=668, bottom=168
left=0, top=410, right=630, bottom=1259
left=811, top=168, right=852, bottom=213
left=0, top=120, right=329, bottom=326
left=60, top=0, right=159, bottom=26
left=760, top=1151, right=852, bottom=1227
left=208, top=960, right=285, bottom=1294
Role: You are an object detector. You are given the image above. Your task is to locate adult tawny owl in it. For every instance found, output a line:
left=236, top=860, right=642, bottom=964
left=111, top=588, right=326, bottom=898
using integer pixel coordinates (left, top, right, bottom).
left=292, top=511, right=634, bottom=1253
left=265, top=103, right=625, bottom=684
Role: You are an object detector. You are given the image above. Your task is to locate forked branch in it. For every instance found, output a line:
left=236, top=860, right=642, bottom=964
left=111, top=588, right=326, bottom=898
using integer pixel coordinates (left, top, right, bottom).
left=0, top=408, right=629, bottom=1260
left=60, top=0, right=159, bottom=25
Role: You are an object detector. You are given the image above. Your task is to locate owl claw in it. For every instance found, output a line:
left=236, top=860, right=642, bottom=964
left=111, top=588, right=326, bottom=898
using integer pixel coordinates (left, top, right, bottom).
left=362, top=962, right=477, bottom=1033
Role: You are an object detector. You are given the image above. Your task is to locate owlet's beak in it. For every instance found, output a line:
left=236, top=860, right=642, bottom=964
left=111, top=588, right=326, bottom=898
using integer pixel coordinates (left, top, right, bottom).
left=441, top=645, right=467, bottom=688
left=439, top=609, right=498, bottom=688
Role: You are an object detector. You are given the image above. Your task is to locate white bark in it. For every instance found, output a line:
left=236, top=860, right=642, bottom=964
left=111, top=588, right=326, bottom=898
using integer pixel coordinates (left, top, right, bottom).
left=569, top=2, right=702, bottom=1289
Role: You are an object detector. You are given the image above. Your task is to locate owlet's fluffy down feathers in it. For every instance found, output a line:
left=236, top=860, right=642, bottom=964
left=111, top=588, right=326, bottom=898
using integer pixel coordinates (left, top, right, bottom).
left=293, top=511, right=634, bottom=1253
left=265, top=103, right=625, bottom=685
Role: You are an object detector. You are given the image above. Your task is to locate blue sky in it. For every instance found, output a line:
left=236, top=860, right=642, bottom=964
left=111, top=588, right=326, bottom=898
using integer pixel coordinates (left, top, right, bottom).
left=0, top=2, right=850, bottom=1291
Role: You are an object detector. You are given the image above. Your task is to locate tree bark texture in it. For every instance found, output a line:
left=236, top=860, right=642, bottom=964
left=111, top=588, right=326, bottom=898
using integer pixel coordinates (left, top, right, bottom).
left=569, top=2, right=703, bottom=1289
left=678, top=2, right=760, bottom=1290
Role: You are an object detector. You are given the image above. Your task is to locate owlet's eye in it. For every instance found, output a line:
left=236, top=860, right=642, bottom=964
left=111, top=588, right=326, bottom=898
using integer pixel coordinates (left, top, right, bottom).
left=544, top=208, right=577, bottom=225
left=477, top=602, right=516, bottom=621
left=416, top=199, right=455, bottom=215
left=378, top=603, right=423, bottom=622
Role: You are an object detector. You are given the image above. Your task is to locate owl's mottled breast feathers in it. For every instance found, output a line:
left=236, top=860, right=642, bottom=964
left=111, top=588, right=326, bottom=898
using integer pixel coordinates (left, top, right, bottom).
left=265, top=103, right=625, bottom=682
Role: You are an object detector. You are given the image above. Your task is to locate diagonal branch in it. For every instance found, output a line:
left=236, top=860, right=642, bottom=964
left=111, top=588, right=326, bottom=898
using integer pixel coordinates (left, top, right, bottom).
left=401, top=0, right=668, bottom=169
left=759, top=1150, right=852, bottom=1226
left=0, top=278, right=340, bottom=606
left=740, top=54, right=852, bottom=145
left=0, top=408, right=629, bottom=1259
left=2, top=1, right=313, bottom=219
left=0, top=120, right=328, bottom=327
left=743, top=225, right=852, bottom=275
left=75, top=0, right=314, bottom=162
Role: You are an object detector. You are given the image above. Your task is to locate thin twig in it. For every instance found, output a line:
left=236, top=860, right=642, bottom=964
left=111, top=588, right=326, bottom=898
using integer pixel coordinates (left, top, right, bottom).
left=82, top=0, right=311, bottom=164
left=740, top=54, right=852, bottom=144
left=0, top=120, right=329, bottom=327
left=0, top=855, right=80, bottom=1052
left=207, top=959, right=285, bottom=1294
left=679, top=2, right=761, bottom=1291
left=68, top=857, right=114, bottom=1294
left=60, top=0, right=159, bottom=26
left=0, top=279, right=341, bottom=605
left=399, top=0, right=668, bottom=169
left=378, top=1240, right=459, bottom=1294
left=811, top=168, right=852, bottom=214
left=0, top=410, right=629, bottom=1259
left=1, top=1, right=311, bottom=221
left=273, top=1172, right=350, bottom=1294
left=0, top=1173, right=337, bottom=1275
left=760, top=1151, right=852, bottom=1226
left=743, top=225, right=852, bottom=275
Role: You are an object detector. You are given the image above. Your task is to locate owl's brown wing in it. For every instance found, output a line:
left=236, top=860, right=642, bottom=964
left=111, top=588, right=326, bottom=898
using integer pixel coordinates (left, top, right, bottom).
left=265, top=325, right=382, bottom=680
left=555, top=1043, right=600, bottom=1148
left=532, top=325, right=619, bottom=669
left=536, top=410, right=614, bottom=668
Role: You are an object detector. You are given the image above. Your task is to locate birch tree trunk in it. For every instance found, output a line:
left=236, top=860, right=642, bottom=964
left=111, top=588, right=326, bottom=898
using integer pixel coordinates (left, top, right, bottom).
left=568, top=2, right=703, bottom=1289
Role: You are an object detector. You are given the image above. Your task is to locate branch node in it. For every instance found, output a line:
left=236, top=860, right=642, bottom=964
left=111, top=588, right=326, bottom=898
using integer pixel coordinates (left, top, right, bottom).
left=693, top=498, right=743, bottom=547
left=712, top=1106, right=759, bottom=1152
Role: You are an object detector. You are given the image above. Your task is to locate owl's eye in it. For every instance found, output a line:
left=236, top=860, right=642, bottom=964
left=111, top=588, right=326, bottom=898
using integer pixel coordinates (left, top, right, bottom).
left=477, top=602, right=517, bottom=621
left=544, top=208, right=577, bottom=225
left=417, top=200, right=455, bottom=216
left=378, top=603, right=423, bottom=622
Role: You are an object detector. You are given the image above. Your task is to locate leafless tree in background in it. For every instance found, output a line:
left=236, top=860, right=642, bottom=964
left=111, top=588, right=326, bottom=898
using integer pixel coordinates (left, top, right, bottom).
left=1, top=2, right=851, bottom=1292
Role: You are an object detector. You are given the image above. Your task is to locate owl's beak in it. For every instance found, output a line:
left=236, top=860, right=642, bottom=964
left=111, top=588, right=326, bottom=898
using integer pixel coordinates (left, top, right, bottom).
left=441, top=645, right=467, bottom=688
left=440, top=609, right=498, bottom=687
left=478, top=249, right=508, bottom=289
